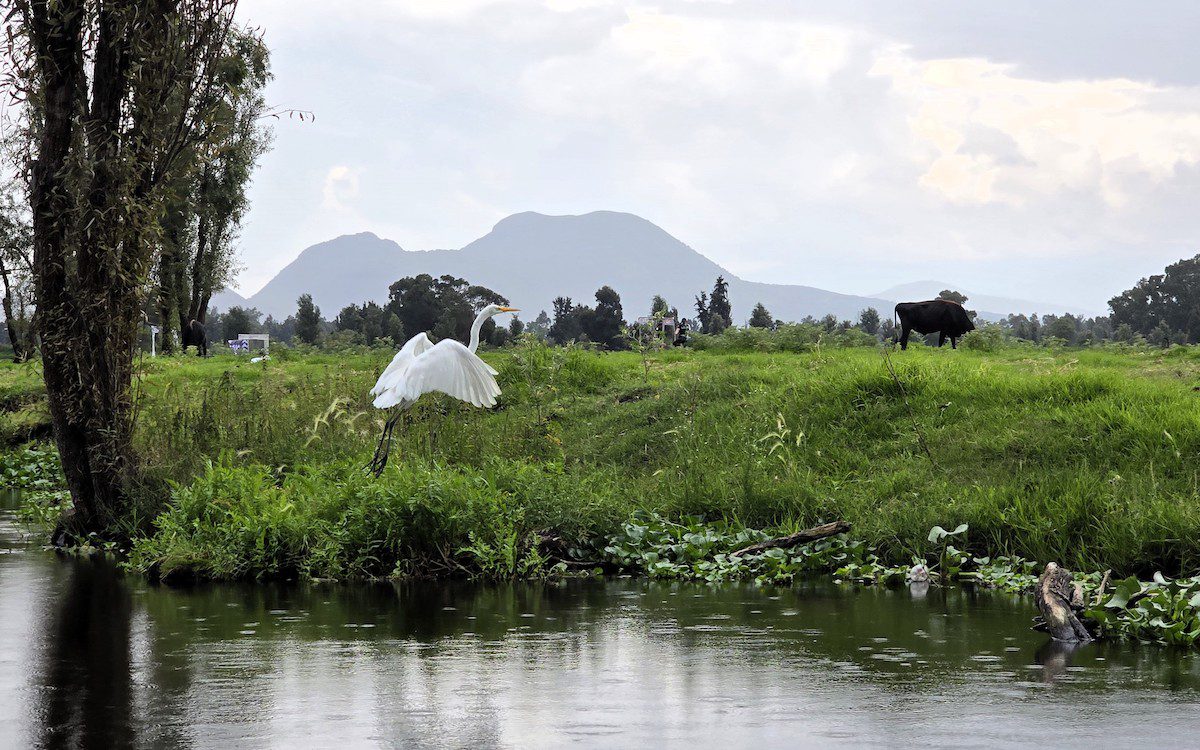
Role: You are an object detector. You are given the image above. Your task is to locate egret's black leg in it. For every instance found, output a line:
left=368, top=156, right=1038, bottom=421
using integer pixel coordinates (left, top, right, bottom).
left=368, top=411, right=403, bottom=477
left=370, top=416, right=396, bottom=476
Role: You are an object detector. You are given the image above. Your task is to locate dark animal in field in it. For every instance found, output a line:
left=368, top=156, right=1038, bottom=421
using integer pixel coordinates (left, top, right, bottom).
left=181, top=319, right=208, bottom=357
left=894, top=300, right=975, bottom=350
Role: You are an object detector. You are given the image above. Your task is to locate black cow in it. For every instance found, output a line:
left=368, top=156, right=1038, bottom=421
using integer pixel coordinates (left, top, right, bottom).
left=894, top=300, right=975, bottom=350
left=181, top=319, right=208, bottom=357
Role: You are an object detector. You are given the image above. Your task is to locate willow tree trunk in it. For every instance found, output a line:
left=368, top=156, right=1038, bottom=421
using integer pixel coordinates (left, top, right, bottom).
left=39, top=315, right=139, bottom=532
left=157, top=244, right=178, bottom=356
left=185, top=196, right=212, bottom=326
left=21, top=0, right=232, bottom=535
left=0, top=260, right=25, bottom=362
left=29, top=34, right=142, bottom=532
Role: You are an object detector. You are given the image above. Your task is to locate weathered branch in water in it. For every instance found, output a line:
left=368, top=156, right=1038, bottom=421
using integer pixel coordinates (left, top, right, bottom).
left=1034, top=562, right=1092, bottom=642
left=1094, top=569, right=1111, bottom=606
left=730, top=520, right=851, bottom=557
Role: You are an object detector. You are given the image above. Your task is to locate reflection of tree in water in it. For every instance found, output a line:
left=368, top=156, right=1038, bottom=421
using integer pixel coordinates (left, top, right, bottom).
left=1035, top=639, right=1083, bottom=684
left=38, top=558, right=133, bottom=749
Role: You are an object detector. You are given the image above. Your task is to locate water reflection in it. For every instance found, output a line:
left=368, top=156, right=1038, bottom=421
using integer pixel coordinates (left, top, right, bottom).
left=4, top=490, right=1200, bottom=748
left=1035, top=639, right=1084, bottom=684
left=909, top=580, right=931, bottom=600
left=37, top=557, right=133, bottom=750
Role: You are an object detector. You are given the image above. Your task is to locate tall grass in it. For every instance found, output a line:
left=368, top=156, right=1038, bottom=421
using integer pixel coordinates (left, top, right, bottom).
left=6, top=339, right=1200, bottom=579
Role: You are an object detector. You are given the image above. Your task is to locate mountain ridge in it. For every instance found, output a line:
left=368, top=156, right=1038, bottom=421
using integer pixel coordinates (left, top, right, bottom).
left=228, top=211, right=1082, bottom=324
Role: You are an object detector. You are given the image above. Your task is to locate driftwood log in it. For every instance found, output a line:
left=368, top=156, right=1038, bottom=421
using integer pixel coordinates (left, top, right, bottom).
left=1034, top=562, right=1092, bottom=642
left=730, top=520, right=851, bottom=557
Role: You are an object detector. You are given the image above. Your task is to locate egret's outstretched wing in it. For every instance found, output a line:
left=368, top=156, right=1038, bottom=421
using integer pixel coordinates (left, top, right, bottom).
left=373, top=339, right=500, bottom=409
left=370, top=332, right=433, bottom=398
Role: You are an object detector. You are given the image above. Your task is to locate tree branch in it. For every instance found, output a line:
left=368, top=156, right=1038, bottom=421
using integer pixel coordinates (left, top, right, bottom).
left=730, top=520, right=851, bottom=557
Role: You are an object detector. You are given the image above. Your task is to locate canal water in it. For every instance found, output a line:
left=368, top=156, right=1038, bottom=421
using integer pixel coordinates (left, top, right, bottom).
left=3, top=492, right=1200, bottom=749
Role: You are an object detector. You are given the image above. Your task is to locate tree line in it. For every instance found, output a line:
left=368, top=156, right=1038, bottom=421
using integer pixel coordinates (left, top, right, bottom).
left=218, top=254, right=1200, bottom=353
left=320, top=275, right=728, bottom=350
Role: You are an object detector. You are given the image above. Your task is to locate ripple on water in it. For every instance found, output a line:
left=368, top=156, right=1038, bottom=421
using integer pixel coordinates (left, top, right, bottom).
left=870, top=652, right=919, bottom=663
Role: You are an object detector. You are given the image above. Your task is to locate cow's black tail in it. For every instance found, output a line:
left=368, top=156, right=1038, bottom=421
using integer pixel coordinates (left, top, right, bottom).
left=892, top=307, right=900, bottom=349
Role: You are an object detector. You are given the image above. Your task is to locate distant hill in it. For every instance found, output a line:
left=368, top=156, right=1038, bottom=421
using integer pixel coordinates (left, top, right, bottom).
left=872, top=281, right=1100, bottom=319
left=229, top=211, right=1083, bottom=325
left=237, top=211, right=896, bottom=323
left=210, top=287, right=247, bottom=311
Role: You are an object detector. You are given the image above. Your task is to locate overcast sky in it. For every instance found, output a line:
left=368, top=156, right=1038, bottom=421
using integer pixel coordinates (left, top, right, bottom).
left=232, top=0, right=1200, bottom=310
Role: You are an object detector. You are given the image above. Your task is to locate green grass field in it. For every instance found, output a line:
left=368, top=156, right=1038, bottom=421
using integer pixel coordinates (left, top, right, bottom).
left=4, top=340, right=1200, bottom=580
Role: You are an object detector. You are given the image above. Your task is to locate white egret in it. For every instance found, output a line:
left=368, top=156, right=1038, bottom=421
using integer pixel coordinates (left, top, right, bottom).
left=367, top=303, right=519, bottom=474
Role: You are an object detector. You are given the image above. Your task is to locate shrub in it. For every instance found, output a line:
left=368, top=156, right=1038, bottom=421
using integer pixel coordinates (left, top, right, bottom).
left=961, top=324, right=1007, bottom=352
left=690, top=324, right=878, bottom=354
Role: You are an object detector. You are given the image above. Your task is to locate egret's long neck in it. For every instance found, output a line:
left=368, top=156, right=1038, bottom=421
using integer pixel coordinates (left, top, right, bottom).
left=467, top=309, right=491, bottom=353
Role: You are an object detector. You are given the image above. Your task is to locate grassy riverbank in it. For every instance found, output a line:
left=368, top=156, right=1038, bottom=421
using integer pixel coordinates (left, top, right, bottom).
left=3, top=341, right=1200, bottom=580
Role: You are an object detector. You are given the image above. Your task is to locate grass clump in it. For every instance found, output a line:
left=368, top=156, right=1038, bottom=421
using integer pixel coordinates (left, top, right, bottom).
left=126, top=456, right=627, bottom=581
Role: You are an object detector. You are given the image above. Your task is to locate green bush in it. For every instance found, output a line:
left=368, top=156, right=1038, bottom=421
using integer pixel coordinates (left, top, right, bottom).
left=690, top=323, right=878, bottom=353
left=961, top=324, right=1007, bottom=352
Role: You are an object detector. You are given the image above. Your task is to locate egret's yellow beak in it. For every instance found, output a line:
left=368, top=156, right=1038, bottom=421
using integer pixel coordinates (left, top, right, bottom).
left=498, top=306, right=520, bottom=313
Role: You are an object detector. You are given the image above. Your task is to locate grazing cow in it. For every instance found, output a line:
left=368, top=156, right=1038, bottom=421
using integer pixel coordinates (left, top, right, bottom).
left=894, top=300, right=975, bottom=350
left=181, top=319, right=208, bottom=357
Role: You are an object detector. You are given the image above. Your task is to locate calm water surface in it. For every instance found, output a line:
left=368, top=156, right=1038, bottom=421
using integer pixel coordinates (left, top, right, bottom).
left=3, top=492, right=1200, bottom=749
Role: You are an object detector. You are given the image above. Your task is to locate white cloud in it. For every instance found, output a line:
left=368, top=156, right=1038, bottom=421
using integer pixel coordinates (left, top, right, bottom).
left=321, top=165, right=361, bottom=211
left=524, top=9, right=859, bottom=116
left=870, top=50, right=1200, bottom=207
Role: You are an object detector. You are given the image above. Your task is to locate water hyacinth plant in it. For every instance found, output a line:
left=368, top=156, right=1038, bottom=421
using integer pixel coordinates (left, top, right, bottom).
left=605, top=513, right=924, bottom=587
left=1086, top=574, right=1200, bottom=646
left=965, top=556, right=1041, bottom=593
left=0, top=445, right=64, bottom=492
left=602, top=514, right=1200, bottom=648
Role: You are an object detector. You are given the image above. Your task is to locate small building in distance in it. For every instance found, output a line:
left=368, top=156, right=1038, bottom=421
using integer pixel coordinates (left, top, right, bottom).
left=636, top=316, right=677, bottom=340
left=236, top=333, right=270, bottom=354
